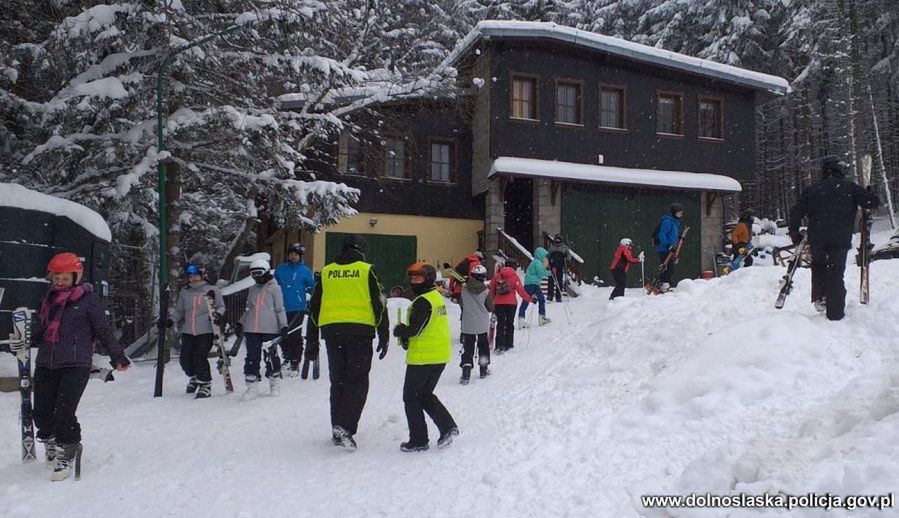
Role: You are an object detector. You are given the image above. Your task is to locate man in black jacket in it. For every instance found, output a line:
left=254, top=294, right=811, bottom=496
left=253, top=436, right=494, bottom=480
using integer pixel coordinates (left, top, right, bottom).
left=308, top=234, right=390, bottom=450
left=788, top=155, right=880, bottom=321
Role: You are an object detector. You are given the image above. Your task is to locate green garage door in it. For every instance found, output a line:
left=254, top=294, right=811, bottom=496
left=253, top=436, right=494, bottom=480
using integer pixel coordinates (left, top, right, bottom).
left=562, top=185, right=701, bottom=287
left=325, top=232, right=417, bottom=292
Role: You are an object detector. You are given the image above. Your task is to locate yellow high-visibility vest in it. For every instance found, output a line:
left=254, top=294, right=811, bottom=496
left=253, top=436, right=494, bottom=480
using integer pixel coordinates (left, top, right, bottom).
left=319, top=261, right=376, bottom=327
left=406, top=288, right=450, bottom=365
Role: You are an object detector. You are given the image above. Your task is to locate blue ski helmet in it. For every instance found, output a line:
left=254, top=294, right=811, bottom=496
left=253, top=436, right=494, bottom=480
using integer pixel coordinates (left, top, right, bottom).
left=185, top=263, right=202, bottom=277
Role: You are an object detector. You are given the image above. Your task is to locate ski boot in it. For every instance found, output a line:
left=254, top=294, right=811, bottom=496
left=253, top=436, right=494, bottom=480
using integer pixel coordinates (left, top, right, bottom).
left=460, top=365, right=471, bottom=385
left=186, top=376, right=198, bottom=394
left=400, top=441, right=429, bottom=453
left=287, top=362, right=300, bottom=378
left=437, top=427, right=459, bottom=449
left=269, top=374, right=282, bottom=397
left=195, top=381, right=211, bottom=399
left=332, top=426, right=357, bottom=451
left=479, top=365, right=491, bottom=379
left=52, top=442, right=82, bottom=481
left=659, top=282, right=671, bottom=293
left=39, top=437, right=57, bottom=469
left=813, top=298, right=827, bottom=313
left=518, top=317, right=529, bottom=329
left=241, top=376, right=260, bottom=402
left=538, top=315, right=551, bottom=326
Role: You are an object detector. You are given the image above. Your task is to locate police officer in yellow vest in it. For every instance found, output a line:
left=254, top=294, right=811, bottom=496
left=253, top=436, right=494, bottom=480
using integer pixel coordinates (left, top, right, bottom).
left=393, top=262, right=459, bottom=452
left=308, top=234, right=389, bottom=451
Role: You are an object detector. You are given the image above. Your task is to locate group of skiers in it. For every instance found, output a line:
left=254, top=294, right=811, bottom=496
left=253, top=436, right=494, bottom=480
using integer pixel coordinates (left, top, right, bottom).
left=9, top=154, right=880, bottom=481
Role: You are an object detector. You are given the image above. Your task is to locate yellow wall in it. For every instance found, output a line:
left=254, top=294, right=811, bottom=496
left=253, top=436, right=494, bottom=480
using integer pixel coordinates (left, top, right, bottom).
left=307, top=212, right=484, bottom=272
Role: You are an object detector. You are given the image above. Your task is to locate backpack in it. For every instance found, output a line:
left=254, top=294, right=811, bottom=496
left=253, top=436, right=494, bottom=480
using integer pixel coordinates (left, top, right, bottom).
left=651, top=221, right=662, bottom=247
left=494, top=278, right=511, bottom=295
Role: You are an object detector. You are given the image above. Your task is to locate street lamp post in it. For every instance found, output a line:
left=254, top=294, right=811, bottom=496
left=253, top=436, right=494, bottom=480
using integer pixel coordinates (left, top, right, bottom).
left=154, top=25, right=242, bottom=397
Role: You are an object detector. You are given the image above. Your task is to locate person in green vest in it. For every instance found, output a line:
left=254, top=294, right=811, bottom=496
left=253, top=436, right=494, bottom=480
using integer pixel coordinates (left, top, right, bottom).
left=308, top=234, right=390, bottom=451
left=393, top=262, right=459, bottom=452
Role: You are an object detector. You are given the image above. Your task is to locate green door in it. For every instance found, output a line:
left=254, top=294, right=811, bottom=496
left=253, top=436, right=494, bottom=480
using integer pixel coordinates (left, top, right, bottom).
left=562, top=185, right=701, bottom=287
left=325, top=232, right=417, bottom=292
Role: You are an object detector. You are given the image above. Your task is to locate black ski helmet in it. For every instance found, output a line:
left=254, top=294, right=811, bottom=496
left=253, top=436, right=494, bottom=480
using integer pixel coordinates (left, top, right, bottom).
left=553, top=234, right=563, bottom=244
left=822, top=155, right=848, bottom=177
left=287, top=242, right=305, bottom=256
left=505, top=259, right=519, bottom=270
left=670, top=202, right=685, bottom=216
left=343, top=234, right=367, bottom=253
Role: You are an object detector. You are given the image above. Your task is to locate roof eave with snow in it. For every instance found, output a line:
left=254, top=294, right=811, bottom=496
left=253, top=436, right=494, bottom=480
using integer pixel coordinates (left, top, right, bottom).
left=488, top=157, right=742, bottom=193
left=444, top=21, right=790, bottom=96
left=0, top=183, right=112, bottom=241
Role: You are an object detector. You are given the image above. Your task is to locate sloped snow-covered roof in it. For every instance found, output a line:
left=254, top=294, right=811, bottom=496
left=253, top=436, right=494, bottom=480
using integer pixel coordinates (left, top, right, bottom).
left=0, top=183, right=112, bottom=241
left=488, top=157, right=742, bottom=193
left=445, top=20, right=790, bottom=95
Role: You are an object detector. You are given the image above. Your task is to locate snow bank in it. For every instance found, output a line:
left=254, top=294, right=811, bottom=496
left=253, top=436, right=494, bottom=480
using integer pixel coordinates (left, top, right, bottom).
left=0, top=183, right=111, bottom=241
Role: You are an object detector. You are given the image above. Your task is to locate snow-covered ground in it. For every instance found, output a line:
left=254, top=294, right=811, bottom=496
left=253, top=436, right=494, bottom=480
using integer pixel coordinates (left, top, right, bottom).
left=3, top=234, right=899, bottom=517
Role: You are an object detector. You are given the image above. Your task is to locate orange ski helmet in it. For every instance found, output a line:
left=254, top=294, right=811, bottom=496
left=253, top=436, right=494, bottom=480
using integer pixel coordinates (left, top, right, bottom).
left=47, top=252, right=84, bottom=284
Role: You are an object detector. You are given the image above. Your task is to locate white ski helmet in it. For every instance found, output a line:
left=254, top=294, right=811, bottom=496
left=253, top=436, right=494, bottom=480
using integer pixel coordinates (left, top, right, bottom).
left=620, top=238, right=633, bottom=247
left=470, top=264, right=488, bottom=280
left=249, top=259, right=271, bottom=277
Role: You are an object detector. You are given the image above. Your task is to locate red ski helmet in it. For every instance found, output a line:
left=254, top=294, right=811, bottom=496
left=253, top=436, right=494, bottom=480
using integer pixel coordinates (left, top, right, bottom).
left=47, top=252, right=83, bottom=284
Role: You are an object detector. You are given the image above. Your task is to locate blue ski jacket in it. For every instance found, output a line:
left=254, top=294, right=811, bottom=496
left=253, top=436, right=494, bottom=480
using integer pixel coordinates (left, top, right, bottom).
left=274, top=260, right=315, bottom=312
left=657, top=214, right=681, bottom=254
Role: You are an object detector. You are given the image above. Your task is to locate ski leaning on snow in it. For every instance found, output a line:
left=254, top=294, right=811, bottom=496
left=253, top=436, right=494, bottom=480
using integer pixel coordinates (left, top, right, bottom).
left=10, top=307, right=37, bottom=463
left=774, top=236, right=809, bottom=309
left=646, top=226, right=690, bottom=295
left=488, top=314, right=496, bottom=350
left=726, top=243, right=755, bottom=274
left=204, top=291, right=233, bottom=393
left=858, top=155, right=874, bottom=304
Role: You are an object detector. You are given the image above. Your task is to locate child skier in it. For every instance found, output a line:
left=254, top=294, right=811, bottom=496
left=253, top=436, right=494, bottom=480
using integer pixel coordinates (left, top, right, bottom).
left=489, top=259, right=533, bottom=354
left=274, top=242, right=315, bottom=376
left=171, top=263, right=225, bottom=398
left=459, top=264, right=494, bottom=384
left=518, top=247, right=552, bottom=328
left=236, top=258, right=288, bottom=401
left=609, top=239, right=643, bottom=300
left=393, top=262, right=459, bottom=452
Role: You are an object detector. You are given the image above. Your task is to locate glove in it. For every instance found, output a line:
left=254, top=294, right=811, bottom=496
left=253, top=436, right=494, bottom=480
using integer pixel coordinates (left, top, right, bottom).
left=8, top=336, right=26, bottom=354
left=400, top=337, right=410, bottom=350
left=110, top=356, right=131, bottom=371
left=234, top=322, right=244, bottom=338
left=552, top=267, right=558, bottom=276
left=212, top=312, right=222, bottom=325
left=789, top=231, right=803, bottom=245
left=376, top=338, right=388, bottom=360
left=638, top=251, right=645, bottom=262
left=280, top=327, right=289, bottom=340
left=160, top=318, right=173, bottom=329
left=393, top=323, right=409, bottom=338
left=866, top=185, right=874, bottom=193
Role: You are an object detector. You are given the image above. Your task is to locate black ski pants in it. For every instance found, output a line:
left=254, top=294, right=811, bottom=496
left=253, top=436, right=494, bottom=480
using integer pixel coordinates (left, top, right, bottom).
left=281, top=311, right=306, bottom=366
left=179, top=333, right=214, bottom=382
left=403, top=364, right=456, bottom=446
left=810, top=246, right=849, bottom=321
left=244, top=333, right=281, bottom=379
left=546, top=269, right=563, bottom=302
left=610, top=268, right=628, bottom=299
left=460, top=332, right=490, bottom=368
left=33, top=366, right=90, bottom=444
left=326, top=335, right=374, bottom=435
left=657, top=252, right=676, bottom=285
left=494, top=305, right=517, bottom=351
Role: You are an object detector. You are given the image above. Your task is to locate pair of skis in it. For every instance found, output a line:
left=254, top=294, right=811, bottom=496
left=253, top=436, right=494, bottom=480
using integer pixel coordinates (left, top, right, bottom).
left=774, top=237, right=809, bottom=309
left=725, top=244, right=755, bottom=274
left=204, top=291, right=233, bottom=393
left=9, top=305, right=37, bottom=463
left=646, top=226, right=690, bottom=295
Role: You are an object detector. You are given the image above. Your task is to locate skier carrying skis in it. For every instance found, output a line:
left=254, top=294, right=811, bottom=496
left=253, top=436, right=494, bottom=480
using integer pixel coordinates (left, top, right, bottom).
left=236, top=258, right=288, bottom=400
left=308, top=234, right=390, bottom=451
left=274, top=242, right=314, bottom=376
left=448, top=252, right=480, bottom=304
left=546, top=234, right=570, bottom=303
left=10, top=253, right=130, bottom=481
left=731, top=213, right=754, bottom=267
left=459, top=264, right=494, bottom=384
left=787, top=155, right=880, bottom=320
left=609, top=239, right=643, bottom=300
left=392, top=262, right=459, bottom=452
left=489, top=259, right=533, bottom=354
left=655, top=203, right=685, bottom=293
left=517, top=247, right=552, bottom=328
left=168, top=263, right=224, bottom=399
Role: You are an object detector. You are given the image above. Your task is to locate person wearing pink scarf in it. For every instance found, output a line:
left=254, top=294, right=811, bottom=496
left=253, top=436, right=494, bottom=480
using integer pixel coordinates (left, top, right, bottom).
left=32, top=253, right=130, bottom=482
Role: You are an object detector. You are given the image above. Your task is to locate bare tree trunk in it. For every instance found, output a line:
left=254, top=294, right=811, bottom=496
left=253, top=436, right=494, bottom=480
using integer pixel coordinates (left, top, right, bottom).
left=868, top=83, right=897, bottom=228
left=217, top=199, right=260, bottom=282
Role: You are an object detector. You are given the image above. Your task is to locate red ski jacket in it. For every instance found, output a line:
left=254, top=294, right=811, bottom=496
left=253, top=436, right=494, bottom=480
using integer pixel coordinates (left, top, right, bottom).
left=489, top=267, right=533, bottom=306
left=610, top=245, right=640, bottom=273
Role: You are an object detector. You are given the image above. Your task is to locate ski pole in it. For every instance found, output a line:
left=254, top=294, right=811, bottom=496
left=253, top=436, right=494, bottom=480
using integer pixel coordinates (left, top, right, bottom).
left=550, top=271, right=573, bottom=323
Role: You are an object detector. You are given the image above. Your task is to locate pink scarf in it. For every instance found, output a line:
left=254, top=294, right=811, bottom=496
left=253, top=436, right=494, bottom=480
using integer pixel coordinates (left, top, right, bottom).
left=39, top=283, right=92, bottom=344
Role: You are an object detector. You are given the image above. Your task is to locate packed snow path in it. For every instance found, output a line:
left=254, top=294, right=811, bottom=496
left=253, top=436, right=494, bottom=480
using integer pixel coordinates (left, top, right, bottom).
left=2, top=257, right=899, bottom=517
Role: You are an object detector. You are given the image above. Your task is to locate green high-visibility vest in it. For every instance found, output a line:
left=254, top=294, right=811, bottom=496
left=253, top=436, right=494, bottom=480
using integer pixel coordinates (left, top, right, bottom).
left=406, top=288, right=450, bottom=365
left=319, top=261, right=376, bottom=327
